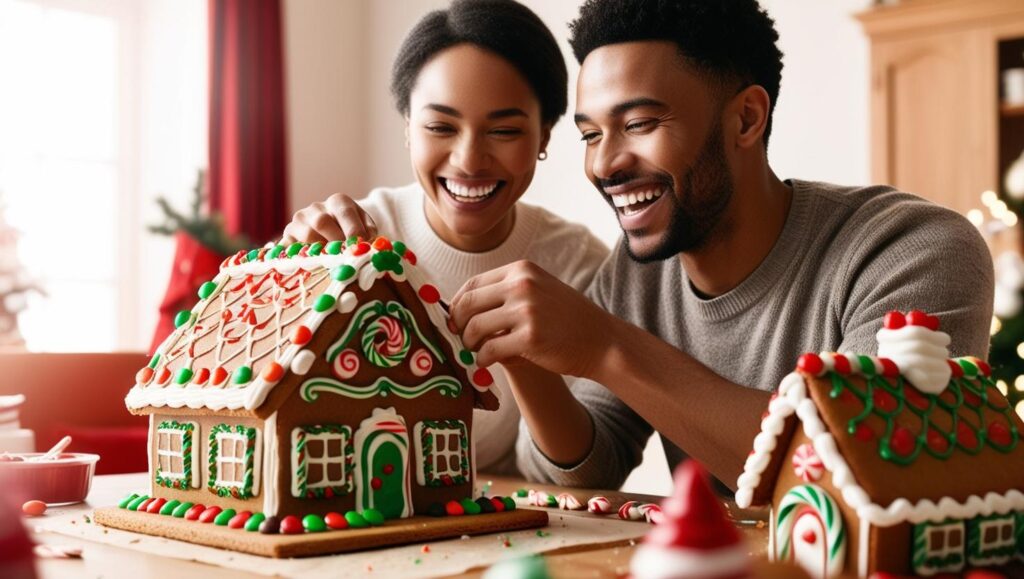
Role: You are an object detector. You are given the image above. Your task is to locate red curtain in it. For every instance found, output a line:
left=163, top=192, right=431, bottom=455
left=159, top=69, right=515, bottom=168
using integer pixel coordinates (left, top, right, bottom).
left=209, top=0, right=288, bottom=246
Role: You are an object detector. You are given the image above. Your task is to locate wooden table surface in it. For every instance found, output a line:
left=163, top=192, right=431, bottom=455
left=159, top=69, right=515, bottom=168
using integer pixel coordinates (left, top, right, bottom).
left=27, top=473, right=770, bottom=578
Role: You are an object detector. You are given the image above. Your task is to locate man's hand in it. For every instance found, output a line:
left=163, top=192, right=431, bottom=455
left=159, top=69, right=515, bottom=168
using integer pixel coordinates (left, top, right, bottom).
left=448, top=260, right=616, bottom=377
left=281, top=193, right=378, bottom=244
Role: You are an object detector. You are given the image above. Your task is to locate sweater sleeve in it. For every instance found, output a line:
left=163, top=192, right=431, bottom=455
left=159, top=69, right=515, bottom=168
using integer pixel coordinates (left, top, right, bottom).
left=515, top=245, right=654, bottom=488
left=834, top=195, right=994, bottom=357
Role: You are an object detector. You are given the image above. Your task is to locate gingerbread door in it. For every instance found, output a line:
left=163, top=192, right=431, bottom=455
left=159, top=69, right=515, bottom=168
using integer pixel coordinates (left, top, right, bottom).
left=354, top=408, right=412, bottom=519
left=777, top=485, right=847, bottom=578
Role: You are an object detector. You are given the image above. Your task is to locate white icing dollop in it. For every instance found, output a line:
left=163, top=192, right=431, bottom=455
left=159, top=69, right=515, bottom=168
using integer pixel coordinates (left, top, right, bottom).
left=876, top=325, right=951, bottom=394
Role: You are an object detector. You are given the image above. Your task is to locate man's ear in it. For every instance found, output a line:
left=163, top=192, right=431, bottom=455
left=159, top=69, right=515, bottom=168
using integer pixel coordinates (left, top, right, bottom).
left=729, top=85, right=770, bottom=149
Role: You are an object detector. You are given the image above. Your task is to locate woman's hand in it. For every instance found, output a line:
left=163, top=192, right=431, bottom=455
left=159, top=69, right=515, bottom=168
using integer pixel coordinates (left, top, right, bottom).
left=281, top=193, right=378, bottom=244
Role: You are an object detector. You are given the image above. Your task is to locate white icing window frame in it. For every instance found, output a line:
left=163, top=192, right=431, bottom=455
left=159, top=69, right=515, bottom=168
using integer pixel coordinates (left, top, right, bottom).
left=305, top=431, right=349, bottom=489
left=429, top=427, right=462, bottom=480
left=977, top=517, right=1015, bottom=551
left=215, top=431, right=248, bottom=488
left=156, top=428, right=186, bottom=480
left=413, top=419, right=469, bottom=487
left=925, top=522, right=965, bottom=561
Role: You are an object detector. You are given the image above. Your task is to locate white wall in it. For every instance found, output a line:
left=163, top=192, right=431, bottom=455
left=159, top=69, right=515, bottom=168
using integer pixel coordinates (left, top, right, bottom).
left=282, top=0, right=874, bottom=495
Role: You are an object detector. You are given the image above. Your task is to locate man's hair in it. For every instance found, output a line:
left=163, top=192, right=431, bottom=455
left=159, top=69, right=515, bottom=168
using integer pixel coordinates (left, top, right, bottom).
left=390, top=0, right=568, bottom=127
left=569, top=0, right=783, bottom=144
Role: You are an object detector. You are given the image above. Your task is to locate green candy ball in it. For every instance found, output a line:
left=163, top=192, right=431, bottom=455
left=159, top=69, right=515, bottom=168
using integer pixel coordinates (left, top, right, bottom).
left=117, top=493, right=139, bottom=509
left=159, top=499, right=181, bottom=516
left=173, top=310, right=192, bottom=328
left=245, top=512, right=266, bottom=532
left=172, top=502, right=194, bottom=518
left=326, top=240, right=343, bottom=255
left=174, top=367, right=194, bottom=385
left=344, top=511, right=369, bottom=528
left=126, top=495, right=149, bottom=511
left=313, top=294, right=336, bottom=312
left=287, top=242, right=304, bottom=257
left=502, top=497, right=516, bottom=511
left=332, top=265, right=356, bottom=282
left=362, top=508, right=385, bottom=526
left=268, top=244, right=285, bottom=259
left=460, top=498, right=482, bottom=515
left=233, top=365, right=253, bottom=384
left=246, top=249, right=259, bottom=262
left=309, top=242, right=324, bottom=256
left=303, top=514, right=327, bottom=532
left=214, top=509, right=236, bottom=526
left=198, top=281, right=218, bottom=300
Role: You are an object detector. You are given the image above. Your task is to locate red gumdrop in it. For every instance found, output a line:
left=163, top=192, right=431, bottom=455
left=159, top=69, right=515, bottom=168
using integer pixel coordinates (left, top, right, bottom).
left=146, top=498, right=167, bottom=514
left=957, top=421, right=979, bottom=449
left=418, top=284, right=440, bottom=304
left=212, top=367, right=229, bottom=386
left=445, top=501, right=464, bottom=516
left=883, top=311, right=905, bottom=330
left=371, top=477, right=382, bottom=490
left=906, top=310, right=929, bottom=328
left=832, top=354, right=851, bottom=375
left=352, top=242, right=371, bottom=256
left=797, top=353, right=824, bottom=375
left=490, top=497, right=506, bottom=512
left=924, top=314, right=940, bottom=331
left=372, top=237, right=392, bottom=251
left=926, top=428, right=949, bottom=453
left=156, top=368, right=172, bottom=385
left=890, top=427, right=916, bottom=457
left=947, top=359, right=964, bottom=378
left=988, top=421, right=1012, bottom=446
left=854, top=423, right=875, bottom=442
left=138, top=498, right=156, bottom=512
left=228, top=511, right=252, bottom=529
left=325, top=512, right=349, bottom=530
left=136, top=367, right=154, bottom=384
left=879, top=358, right=900, bottom=378
left=872, top=389, right=898, bottom=413
left=184, top=504, right=206, bottom=521
left=975, top=359, right=992, bottom=377
left=404, top=250, right=417, bottom=265
left=473, top=368, right=494, bottom=387
left=198, top=506, right=222, bottom=523
left=280, top=515, right=304, bottom=534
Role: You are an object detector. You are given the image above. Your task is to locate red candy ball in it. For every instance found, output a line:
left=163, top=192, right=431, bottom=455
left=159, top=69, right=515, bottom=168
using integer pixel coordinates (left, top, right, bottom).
left=957, top=421, right=979, bottom=449
left=325, top=512, right=349, bottom=530
left=490, top=497, right=506, bottom=512
left=988, top=422, right=1012, bottom=446
left=926, top=428, right=949, bottom=453
left=975, top=359, right=992, bottom=377
left=146, top=498, right=167, bottom=514
left=879, top=358, right=900, bottom=378
left=371, top=477, right=382, bottom=490
left=796, top=353, right=824, bottom=375
left=906, top=310, right=929, bottom=328
left=473, top=368, right=494, bottom=387
left=184, top=504, right=206, bottom=521
left=854, top=423, right=875, bottom=442
left=889, top=427, right=916, bottom=457
left=831, top=354, right=851, bottom=375
left=280, top=515, right=304, bottom=534
left=418, top=284, right=440, bottom=304
left=228, top=511, right=252, bottom=529
left=198, top=506, right=222, bottom=524
left=883, top=311, right=905, bottom=330
left=445, top=501, right=464, bottom=516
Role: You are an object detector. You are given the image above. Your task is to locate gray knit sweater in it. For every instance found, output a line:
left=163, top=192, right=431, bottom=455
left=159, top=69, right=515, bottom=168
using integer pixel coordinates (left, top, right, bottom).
left=516, top=179, right=995, bottom=489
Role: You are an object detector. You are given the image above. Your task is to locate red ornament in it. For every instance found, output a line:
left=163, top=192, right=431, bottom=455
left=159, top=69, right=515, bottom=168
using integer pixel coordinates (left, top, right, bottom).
left=832, top=354, right=851, bottom=375
left=988, top=421, right=1012, bottom=446
left=280, top=515, right=304, bottom=534
left=957, top=421, right=979, bottom=449
left=890, top=427, right=916, bottom=457
left=906, top=310, right=928, bottom=327
left=262, top=362, right=284, bottom=382
left=445, top=501, right=464, bottom=516
left=371, top=477, right=382, bottom=490
left=156, top=367, right=172, bottom=385
left=473, top=368, right=494, bottom=387
left=883, top=311, right=905, bottom=330
left=146, top=498, right=167, bottom=514
left=904, top=387, right=930, bottom=411
left=948, top=359, right=964, bottom=378
left=854, top=423, right=875, bottom=442
left=212, top=367, right=229, bottom=386
left=872, top=389, right=898, bottom=413
left=352, top=242, right=371, bottom=256
left=926, top=428, right=949, bottom=453
left=490, top=497, right=506, bottom=512
left=292, top=325, right=312, bottom=346
left=382, top=464, right=394, bottom=475
left=198, top=506, right=222, bottom=523
left=879, top=358, right=900, bottom=378
left=136, top=367, right=154, bottom=385
left=796, top=353, right=824, bottom=375
left=372, top=237, right=392, bottom=251
left=194, top=367, right=211, bottom=385
left=228, top=511, right=252, bottom=529
left=418, top=284, right=441, bottom=304
left=404, top=250, right=417, bottom=265
left=184, top=504, right=206, bottom=521
left=325, top=512, right=348, bottom=530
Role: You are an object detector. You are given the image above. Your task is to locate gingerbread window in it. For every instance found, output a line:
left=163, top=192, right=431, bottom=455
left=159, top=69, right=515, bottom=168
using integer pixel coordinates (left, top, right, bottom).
left=923, top=522, right=965, bottom=562
left=155, top=421, right=197, bottom=489
left=413, top=419, right=469, bottom=487
left=291, top=425, right=353, bottom=499
left=976, top=516, right=1015, bottom=550
left=208, top=424, right=260, bottom=499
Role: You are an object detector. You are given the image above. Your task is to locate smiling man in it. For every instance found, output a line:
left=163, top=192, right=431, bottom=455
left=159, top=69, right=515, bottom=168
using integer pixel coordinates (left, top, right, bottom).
left=447, top=0, right=994, bottom=488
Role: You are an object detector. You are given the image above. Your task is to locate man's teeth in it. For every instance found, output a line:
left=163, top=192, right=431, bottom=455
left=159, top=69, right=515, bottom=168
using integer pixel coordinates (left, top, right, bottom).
left=611, top=189, right=664, bottom=208
left=445, top=179, right=499, bottom=201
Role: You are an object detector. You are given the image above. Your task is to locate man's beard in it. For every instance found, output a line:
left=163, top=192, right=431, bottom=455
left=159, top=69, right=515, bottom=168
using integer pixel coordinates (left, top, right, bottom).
left=617, top=122, right=734, bottom=264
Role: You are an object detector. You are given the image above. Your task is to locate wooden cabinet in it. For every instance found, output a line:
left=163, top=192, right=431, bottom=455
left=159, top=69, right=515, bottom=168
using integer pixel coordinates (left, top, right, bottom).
left=857, top=0, right=1024, bottom=216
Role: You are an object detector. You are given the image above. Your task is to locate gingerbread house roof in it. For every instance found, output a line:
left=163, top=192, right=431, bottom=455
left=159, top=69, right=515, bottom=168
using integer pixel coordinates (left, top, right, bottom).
left=737, top=318, right=1024, bottom=527
left=125, top=237, right=498, bottom=417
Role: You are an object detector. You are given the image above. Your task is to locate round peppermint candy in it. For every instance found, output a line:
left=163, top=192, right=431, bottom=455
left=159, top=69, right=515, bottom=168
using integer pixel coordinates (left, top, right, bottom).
left=792, top=442, right=824, bottom=482
left=556, top=493, right=584, bottom=511
left=587, top=496, right=613, bottom=515
left=618, top=500, right=643, bottom=521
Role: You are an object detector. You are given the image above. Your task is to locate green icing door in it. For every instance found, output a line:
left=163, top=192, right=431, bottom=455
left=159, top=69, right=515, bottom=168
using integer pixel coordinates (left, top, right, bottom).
left=354, top=408, right=412, bottom=518
left=368, top=437, right=405, bottom=518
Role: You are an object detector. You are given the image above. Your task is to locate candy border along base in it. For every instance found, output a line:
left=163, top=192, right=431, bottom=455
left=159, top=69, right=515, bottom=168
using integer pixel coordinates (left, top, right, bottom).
left=93, top=507, right=548, bottom=558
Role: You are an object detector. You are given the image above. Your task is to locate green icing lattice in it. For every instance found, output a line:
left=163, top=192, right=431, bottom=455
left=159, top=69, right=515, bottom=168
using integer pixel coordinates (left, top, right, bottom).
left=208, top=423, right=258, bottom=499
left=154, top=421, right=194, bottom=489
left=293, top=424, right=354, bottom=499
left=419, top=419, right=470, bottom=487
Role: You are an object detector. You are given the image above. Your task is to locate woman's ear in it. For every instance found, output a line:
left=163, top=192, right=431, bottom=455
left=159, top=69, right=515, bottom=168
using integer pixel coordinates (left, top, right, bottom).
left=730, top=85, right=769, bottom=149
left=404, top=118, right=410, bottom=149
left=539, top=124, right=552, bottom=157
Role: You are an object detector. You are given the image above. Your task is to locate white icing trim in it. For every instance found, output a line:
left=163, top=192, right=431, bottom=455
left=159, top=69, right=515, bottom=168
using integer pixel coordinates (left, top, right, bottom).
left=412, top=420, right=467, bottom=486
left=629, top=543, right=749, bottom=579
left=127, top=242, right=490, bottom=412
left=736, top=369, right=1024, bottom=527
left=147, top=415, right=154, bottom=496
left=263, top=413, right=278, bottom=516
left=858, top=517, right=869, bottom=579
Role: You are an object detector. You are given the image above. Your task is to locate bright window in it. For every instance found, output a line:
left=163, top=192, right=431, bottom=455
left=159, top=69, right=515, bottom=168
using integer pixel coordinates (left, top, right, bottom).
left=215, top=432, right=247, bottom=487
left=157, top=429, right=186, bottom=479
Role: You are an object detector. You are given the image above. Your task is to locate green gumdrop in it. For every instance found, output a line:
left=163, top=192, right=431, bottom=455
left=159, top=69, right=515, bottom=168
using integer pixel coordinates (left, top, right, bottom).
left=198, top=281, right=218, bottom=300
left=326, top=240, right=343, bottom=255
left=148, top=353, right=161, bottom=369
left=175, top=367, right=194, bottom=385
left=268, top=245, right=285, bottom=259
left=127, top=495, right=149, bottom=511
left=309, top=242, right=324, bottom=256
left=459, top=350, right=475, bottom=365
left=332, top=265, right=356, bottom=282
left=173, top=310, right=192, bottom=328
left=362, top=508, right=385, bottom=526
left=172, top=502, right=194, bottom=518
left=313, top=294, right=336, bottom=312
left=460, top=498, right=482, bottom=515
left=393, top=241, right=406, bottom=256
left=502, top=497, right=516, bottom=511
left=287, top=242, right=304, bottom=257
left=246, top=249, right=259, bottom=262
left=245, top=512, right=266, bottom=532
left=233, top=365, right=253, bottom=384
left=344, top=511, right=369, bottom=528
left=346, top=235, right=359, bottom=246
left=214, top=509, right=236, bottom=526
left=303, top=514, right=327, bottom=532
left=117, top=493, right=139, bottom=509
left=159, top=499, right=181, bottom=516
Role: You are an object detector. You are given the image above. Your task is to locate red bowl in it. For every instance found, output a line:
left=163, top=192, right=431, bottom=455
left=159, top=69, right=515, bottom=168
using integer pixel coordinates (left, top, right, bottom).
left=0, top=453, right=99, bottom=505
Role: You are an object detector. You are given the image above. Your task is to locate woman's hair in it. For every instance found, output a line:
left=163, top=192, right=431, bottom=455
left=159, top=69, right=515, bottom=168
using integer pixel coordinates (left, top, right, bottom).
left=390, top=0, right=568, bottom=127
left=569, top=0, right=783, bottom=144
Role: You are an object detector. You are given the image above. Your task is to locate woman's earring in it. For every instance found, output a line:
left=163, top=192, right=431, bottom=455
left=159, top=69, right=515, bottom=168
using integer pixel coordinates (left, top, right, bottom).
left=538, top=151, right=548, bottom=161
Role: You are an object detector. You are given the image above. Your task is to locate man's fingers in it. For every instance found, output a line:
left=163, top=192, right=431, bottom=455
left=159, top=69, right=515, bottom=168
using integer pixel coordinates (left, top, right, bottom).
left=449, top=283, right=510, bottom=332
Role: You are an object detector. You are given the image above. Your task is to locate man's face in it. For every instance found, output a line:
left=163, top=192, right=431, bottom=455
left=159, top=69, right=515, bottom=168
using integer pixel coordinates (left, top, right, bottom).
left=575, top=41, right=734, bottom=262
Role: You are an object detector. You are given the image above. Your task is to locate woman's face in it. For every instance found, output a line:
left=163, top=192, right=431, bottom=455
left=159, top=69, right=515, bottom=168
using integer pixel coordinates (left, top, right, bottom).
left=407, top=44, right=549, bottom=252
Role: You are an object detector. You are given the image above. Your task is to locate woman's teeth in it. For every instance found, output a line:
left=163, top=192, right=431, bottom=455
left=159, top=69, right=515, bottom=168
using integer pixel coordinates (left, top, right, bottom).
left=611, top=189, right=665, bottom=215
left=444, top=179, right=499, bottom=203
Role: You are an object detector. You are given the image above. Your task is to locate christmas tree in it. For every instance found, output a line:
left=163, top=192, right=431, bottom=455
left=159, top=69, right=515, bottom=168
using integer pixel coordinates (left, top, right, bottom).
left=0, top=194, right=39, bottom=350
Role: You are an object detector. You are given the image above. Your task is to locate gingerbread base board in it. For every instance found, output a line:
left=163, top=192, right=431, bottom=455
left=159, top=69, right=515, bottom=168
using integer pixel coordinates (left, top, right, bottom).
left=93, top=507, right=548, bottom=558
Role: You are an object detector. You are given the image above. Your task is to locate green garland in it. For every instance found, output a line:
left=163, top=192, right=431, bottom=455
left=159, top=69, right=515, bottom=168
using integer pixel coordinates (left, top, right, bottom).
left=300, top=375, right=462, bottom=402
left=419, top=419, right=469, bottom=487
left=154, top=421, right=194, bottom=489
left=293, top=424, right=353, bottom=499
left=208, top=423, right=258, bottom=499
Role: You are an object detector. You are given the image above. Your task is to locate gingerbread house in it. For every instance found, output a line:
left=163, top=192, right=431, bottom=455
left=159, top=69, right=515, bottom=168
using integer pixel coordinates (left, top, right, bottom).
left=736, top=311, right=1024, bottom=578
left=124, top=236, right=498, bottom=522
